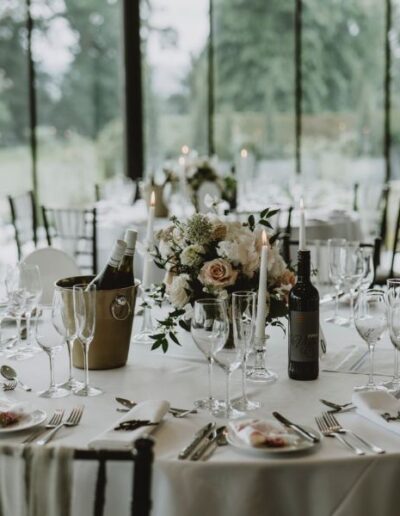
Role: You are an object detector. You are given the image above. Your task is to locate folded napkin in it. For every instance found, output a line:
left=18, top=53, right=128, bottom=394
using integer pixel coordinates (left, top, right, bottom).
left=229, top=419, right=299, bottom=448
left=88, top=400, right=170, bottom=450
left=352, top=391, right=400, bottom=435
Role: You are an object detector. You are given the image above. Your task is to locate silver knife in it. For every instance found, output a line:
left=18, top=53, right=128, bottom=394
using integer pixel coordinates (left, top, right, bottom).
left=190, top=431, right=216, bottom=461
left=272, top=412, right=320, bottom=443
left=178, top=423, right=216, bottom=460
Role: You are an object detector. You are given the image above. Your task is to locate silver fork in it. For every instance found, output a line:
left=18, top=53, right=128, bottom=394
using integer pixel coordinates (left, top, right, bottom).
left=23, top=409, right=65, bottom=444
left=322, top=412, right=385, bottom=454
left=315, top=416, right=365, bottom=456
left=3, top=380, right=17, bottom=391
left=36, top=406, right=84, bottom=446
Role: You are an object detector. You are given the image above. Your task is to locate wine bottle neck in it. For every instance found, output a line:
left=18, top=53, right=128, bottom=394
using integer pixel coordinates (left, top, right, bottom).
left=297, top=250, right=311, bottom=282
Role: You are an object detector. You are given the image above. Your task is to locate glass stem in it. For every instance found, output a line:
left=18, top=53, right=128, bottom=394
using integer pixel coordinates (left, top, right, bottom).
left=25, top=314, right=31, bottom=345
left=241, top=355, right=248, bottom=402
left=207, top=357, right=213, bottom=403
left=394, top=348, right=399, bottom=385
left=48, top=351, right=55, bottom=389
left=334, top=285, right=339, bottom=317
left=226, top=371, right=231, bottom=417
left=66, top=339, right=73, bottom=382
left=83, top=345, right=90, bottom=389
left=368, top=344, right=375, bottom=387
left=16, top=316, right=22, bottom=345
left=349, top=290, right=355, bottom=325
left=254, top=339, right=266, bottom=372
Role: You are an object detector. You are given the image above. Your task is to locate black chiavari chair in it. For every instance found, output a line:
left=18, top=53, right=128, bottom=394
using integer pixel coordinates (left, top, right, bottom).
left=8, top=190, right=38, bottom=260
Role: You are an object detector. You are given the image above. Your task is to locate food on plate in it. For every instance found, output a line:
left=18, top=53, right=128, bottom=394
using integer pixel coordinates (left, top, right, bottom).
left=230, top=419, right=299, bottom=448
left=0, top=410, right=21, bottom=428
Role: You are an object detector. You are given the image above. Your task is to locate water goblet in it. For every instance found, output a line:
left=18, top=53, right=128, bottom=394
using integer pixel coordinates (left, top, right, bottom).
left=325, top=238, right=347, bottom=325
left=52, top=286, right=84, bottom=391
left=191, top=299, right=228, bottom=411
left=231, top=291, right=260, bottom=412
left=383, top=278, right=400, bottom=394
left=73, top=283, right=102, bottom=396
left=354, top=290, right=387, bottom=392
left=35, top=304, right=69, bottom=398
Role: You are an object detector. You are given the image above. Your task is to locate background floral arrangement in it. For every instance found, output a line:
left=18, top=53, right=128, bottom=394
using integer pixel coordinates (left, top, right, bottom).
left=149, top=209, right=295, bottom=352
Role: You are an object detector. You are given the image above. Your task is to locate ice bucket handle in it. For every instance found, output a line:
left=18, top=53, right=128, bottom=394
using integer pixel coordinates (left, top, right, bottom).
left=110, top=295, right=132, bottom=321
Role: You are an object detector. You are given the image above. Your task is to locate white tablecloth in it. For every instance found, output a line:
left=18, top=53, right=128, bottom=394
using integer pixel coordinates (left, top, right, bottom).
left=1, top=305, right=400, bottom=516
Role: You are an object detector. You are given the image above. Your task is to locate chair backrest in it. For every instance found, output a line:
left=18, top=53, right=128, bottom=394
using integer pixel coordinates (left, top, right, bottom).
left=41, top=206, right=97, bottom=275
left=7, top=190, right=37, bottom=260
left=389, top=201, right=400, bottom=278
left=75, top=438, right=154, bottom=516
left=23, top=247, right=80, bottom=304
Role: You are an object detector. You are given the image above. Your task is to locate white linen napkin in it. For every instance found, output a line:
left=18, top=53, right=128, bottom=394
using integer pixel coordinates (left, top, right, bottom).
left=352, top=391, right=400, bottom=435
left=88, top=400, right=170, bottom=450
left=229, top=419, right=299, bottom=448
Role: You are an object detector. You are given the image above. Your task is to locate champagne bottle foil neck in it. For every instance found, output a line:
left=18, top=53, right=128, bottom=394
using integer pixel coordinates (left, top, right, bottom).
left=109, top=240, right=127, bottom=267
left=124, top=229, right=137, bottom=254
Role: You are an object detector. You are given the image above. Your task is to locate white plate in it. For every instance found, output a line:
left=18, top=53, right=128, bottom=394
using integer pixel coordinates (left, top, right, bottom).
left=0, top=409, right=47, bottom=434
left=226, top=421, right=321, bottom=456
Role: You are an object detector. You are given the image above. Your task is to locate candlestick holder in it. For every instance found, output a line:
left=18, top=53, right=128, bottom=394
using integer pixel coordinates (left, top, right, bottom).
left=133, top=288, right=154, bottom=343
left=247, top=335, right=277, bottom=383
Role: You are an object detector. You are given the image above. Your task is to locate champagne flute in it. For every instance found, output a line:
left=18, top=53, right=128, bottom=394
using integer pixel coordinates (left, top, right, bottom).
left=52, top=286, right=84, bottom=391
left=18, top=263, right=42, bottom=355
left=354, top=290, right=387, bottom=392
left=5, top=265, right=28, bottom=357
left=326, top=238, right=347, bottom=325
left=384, top=278, right=400, bottom=394
left=73, top=283, right=101, bottom=396
left=191, top=299, right=228, bottom=411
left=340, top=242, right=364, bottom=326
left=231, top=291, right=260, bottom=411
left=35, top=303, right=69, bottom=398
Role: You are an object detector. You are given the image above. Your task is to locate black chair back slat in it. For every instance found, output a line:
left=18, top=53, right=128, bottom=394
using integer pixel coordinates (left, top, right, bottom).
left=8, top=190, right=38, bottom=260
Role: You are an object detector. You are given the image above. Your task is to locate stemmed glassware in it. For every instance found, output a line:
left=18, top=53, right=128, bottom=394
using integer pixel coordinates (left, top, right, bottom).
left=326, top=238, right=347, bottom=325
left=191, top=298, right=229, bottom=411
left=73, top=283, right=101, bottom=396
left=354, top=289, right=387, bottom=392
left=339, top=241, right=365, bottom=326
left=231, top=291, right=260, bottom=411
left=18, top=264, right=42, bottom=354
left=35, top=301, right=69, bottom=398
left=384, top=278, right=400, bottom=394
left=52, top=286, right=84, bottom=391
left=359, top=247, right=375, bottom=292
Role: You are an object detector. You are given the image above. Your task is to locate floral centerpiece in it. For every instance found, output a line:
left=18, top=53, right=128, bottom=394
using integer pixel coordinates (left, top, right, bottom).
left=149, top=209, right=295, bottom=352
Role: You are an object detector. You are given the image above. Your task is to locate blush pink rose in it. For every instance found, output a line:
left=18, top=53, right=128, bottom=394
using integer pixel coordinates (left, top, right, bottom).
left=198, top=258, right=238, bottom=288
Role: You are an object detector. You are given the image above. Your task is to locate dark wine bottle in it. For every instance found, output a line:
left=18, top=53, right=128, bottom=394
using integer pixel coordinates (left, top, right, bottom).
left=118, top=228, right=137, bottom=288
left=88, top=239, right=127, bottom=290
left=288, top=250, right=319, bottom=380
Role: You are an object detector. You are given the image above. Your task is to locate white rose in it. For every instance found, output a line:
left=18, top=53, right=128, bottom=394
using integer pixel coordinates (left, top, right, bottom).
left=181, top=244, right=204, bottom=267
left=159, top=239, right=172, bottom=261
left=168, top=274, right=191, bottom=308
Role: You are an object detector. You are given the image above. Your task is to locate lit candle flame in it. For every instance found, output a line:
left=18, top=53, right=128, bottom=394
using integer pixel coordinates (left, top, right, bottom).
left=240, top=148, right=248, bottom=158
left=262, top=229, right=267, bottom=246
left=181, top=145, right=190, bottom=155
left=150, top=190, right=156, bottom=207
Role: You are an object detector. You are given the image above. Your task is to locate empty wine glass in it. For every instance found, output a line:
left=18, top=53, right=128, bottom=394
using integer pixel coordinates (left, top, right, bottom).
left=326, top=238, right=347, bottom=325
left=35, top=303, right=69, bottom=398
left=52, top=286, right=84, bottom=391
left=73, top=283, right=101, bottom=396
left=231, top=291, right=260, bottom=412
left=354, top=290, right=387, bottom=392
left=191, top=299, right=228, bottom=411
left=359, top=247, right=374, bottom=292
left=17, top=264, right=42, bottom=355
left=384, top=278, right=400, bottom=394
left=339, top=242, right=364, bottom=326
left=5, top=265, right=30, bottom=358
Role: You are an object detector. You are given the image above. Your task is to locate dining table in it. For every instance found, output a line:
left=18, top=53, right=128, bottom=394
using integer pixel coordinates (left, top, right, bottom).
left=0, top=302, right=400, bottom=516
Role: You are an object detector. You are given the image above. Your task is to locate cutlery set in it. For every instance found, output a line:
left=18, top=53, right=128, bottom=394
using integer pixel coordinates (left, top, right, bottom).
left=178, top=422, right=227, bottom=461
left=115, top=397, right=197, bottom=418
left=22, top=406, right=83, bottom=446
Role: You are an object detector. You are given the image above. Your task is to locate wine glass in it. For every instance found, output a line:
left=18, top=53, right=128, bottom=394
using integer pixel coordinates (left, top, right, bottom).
left=17, top=264, right=42, bottom=355
left=191, top=299, right=228, bottom=411
left=5, top=265, right=29, bottom=357
left=73, top=283, right=101, bottom=396
left=339, top=242, right=364, bottom=326
left=384, top=278, right=400, bottom=394
left=35, top=303, right=69, bottom=398
left=231, top=291, right=260, bottom=411
left=354, top=290, right=387, bottom=391
left=52, top=286, right=84, bottom=391
left=326, top=238, right=347, bottom=325
left=359, top=247, right=374, bottom=292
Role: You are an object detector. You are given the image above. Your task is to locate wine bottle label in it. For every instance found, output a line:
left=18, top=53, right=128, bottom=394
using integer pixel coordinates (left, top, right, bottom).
left=289, top=311, right=319, bottom=362
left=109, top=240, right=127, bottom=267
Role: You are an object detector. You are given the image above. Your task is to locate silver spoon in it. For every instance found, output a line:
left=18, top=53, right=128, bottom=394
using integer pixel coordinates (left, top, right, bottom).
left=0, top=365, right=32, bottom=392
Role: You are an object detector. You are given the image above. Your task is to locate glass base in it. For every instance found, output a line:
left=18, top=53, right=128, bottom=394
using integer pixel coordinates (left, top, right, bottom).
left=379, top=379, right=400, bottom=394
left=38, top=386, right=70, bottom=398
left=133, top=330, right=154, bottom=344
left=194, top=397, right=221, bottom=411
left=74, top=385, right=103, bottom=397
left=60, top=378, right=85, bottom=391
left=247, top=367, right=278, bottom=383
left=212, top=404, right=245, bottom=420
left=325, top=315, right=351, bottom=327
left=232, top=397, right=261, bottom=411
left=353, top=383, right=386, bottom=392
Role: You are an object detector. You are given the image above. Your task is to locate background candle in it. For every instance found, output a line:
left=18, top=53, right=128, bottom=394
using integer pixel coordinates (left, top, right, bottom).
left=255, top=230, right=268, bottom=340
left=142, top=190, right=156, bottom=289
left=299, top=198, right=306, bottom=251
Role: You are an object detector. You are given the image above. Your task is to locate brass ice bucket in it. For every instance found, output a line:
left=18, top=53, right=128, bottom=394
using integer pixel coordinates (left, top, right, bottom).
left=56, top=276, right=139, bottom=370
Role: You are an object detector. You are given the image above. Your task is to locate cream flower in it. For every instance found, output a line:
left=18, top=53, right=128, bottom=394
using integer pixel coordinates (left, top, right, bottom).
left=198, top=259, right=238, bottom=288
left=181, top=244, right=204, bottom=267
left=168, top=274, right=191, bottom=308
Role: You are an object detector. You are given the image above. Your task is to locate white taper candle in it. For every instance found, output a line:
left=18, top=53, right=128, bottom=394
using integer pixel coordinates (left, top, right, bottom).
left=255, top=230, right=268, bottom=340
left=299, top=197, right=306, bottom=251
